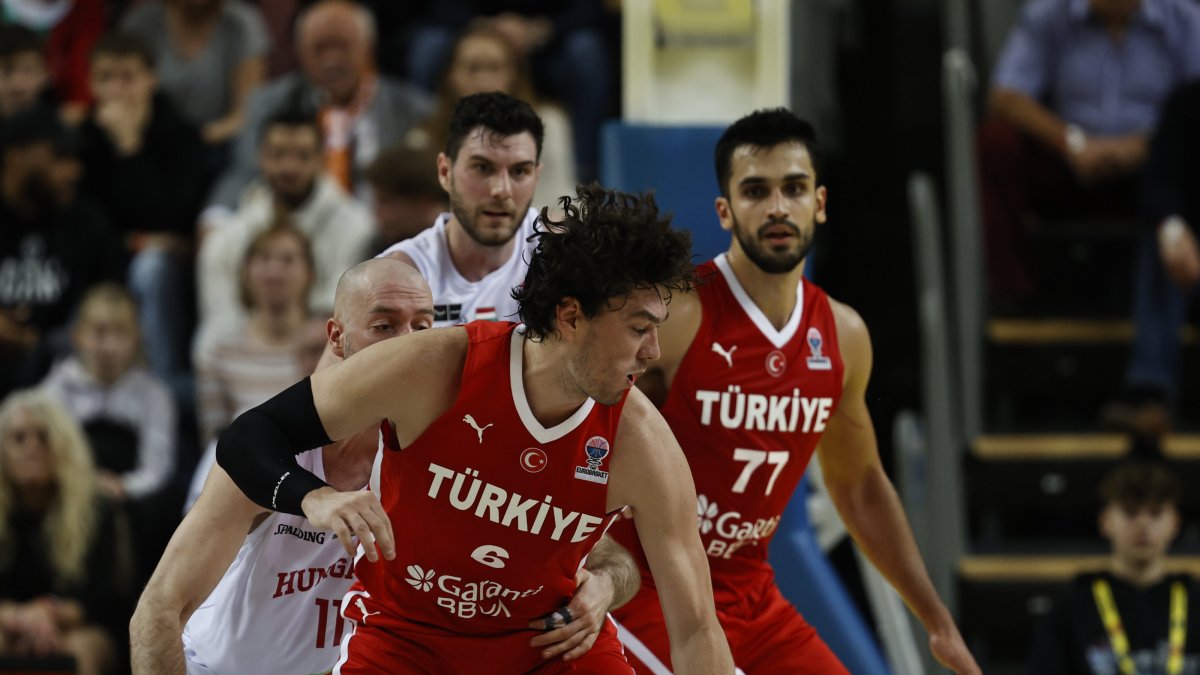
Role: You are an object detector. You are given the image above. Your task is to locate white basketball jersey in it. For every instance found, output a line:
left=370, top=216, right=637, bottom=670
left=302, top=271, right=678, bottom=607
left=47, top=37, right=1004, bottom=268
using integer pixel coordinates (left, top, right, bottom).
left=377, top=208, right=539, bottom=327
left=183, top=448, right=357, bottom=675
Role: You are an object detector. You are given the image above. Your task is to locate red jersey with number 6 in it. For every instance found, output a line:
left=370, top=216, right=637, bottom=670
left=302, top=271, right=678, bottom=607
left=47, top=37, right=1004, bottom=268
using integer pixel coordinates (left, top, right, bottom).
left=611, top=253, right=844, bottom=600
left=342, top=321, right=628, bottom=671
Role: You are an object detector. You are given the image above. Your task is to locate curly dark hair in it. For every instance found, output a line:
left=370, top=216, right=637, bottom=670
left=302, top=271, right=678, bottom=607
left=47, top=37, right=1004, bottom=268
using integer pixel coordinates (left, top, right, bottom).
left=445, top=92, right=544, bottom=163
left=514, top=184, right=695, bottom=340
left=715, top=108, right=822, bottom=197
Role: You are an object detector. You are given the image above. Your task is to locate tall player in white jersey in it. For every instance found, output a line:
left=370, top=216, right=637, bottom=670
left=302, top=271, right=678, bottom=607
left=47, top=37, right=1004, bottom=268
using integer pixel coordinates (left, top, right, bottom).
left=129, top=259, right=436, bottom=674
left=377, top=92, right=544, bottom=328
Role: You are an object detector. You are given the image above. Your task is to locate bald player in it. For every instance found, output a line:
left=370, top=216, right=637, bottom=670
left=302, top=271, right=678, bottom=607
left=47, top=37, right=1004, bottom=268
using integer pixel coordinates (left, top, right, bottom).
left=130, top=259, right=436, bottom=674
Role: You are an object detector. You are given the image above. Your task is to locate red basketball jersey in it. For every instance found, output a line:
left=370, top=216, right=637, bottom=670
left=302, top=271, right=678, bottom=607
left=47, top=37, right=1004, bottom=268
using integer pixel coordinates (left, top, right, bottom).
left=346, top=321, right=627, bottom=667
left=611, top=254, right=844, bottom=600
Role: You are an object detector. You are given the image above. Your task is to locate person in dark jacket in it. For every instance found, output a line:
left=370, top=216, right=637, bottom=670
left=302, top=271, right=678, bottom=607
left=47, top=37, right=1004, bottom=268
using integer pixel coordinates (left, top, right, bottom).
left=78, top=33, right=208, bottom=402
left=0, top=109, right=122, bottom=399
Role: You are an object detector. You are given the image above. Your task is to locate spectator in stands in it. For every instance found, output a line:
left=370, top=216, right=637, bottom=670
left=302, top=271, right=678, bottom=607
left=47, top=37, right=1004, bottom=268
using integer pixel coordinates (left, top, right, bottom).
left=0, top=0, right=105, bottom=121
left=1028, top=461, right=1200, bottom=674
left=0, top=390, right=132, bottom=675
left=406, top=24, right=576, bottom=210
left=1103, top=81, right=1200, bottom=437
left=200, top=0, right=432, bottom=229
left=0, top=25, right=53, bottom=121
left=196, top=109, right=373, bottom=348
left=195, top=225, right=318, bottom=449
left=79, top=33, right=207, bottom=400
left=406, top=1, right=609, bottom=181
left=363, top=143, right=444, bottom=252
left=120, top=0, right=269, bottom=170
left=978, top=0, right=1200, bottom=312
left=0, top=109, right=121, bottom=400
left=41, top=283, right=178, bottom=585
left=42, top=283, right=175, bottom=506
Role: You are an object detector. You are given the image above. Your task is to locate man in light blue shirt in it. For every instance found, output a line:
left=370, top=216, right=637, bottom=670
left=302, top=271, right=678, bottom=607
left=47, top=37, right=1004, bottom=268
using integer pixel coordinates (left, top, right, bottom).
left=978, top=0, right=1200, bottom=307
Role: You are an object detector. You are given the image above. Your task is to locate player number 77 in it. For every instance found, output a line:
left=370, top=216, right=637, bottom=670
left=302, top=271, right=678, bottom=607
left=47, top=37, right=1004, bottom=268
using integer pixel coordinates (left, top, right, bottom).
left=731, top=449, right=790, bottom=495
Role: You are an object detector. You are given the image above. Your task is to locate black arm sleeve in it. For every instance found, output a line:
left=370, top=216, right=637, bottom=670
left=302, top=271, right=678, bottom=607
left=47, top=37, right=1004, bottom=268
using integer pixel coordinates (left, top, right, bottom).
left=216, top=378, right=334, bottom=515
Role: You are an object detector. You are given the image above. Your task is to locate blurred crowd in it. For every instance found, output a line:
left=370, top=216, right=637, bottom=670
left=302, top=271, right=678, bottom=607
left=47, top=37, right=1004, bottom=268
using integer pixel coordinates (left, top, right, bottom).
left=0, top=0, right=613, bottom=671
left=2, top=0, right=1200, bottom=671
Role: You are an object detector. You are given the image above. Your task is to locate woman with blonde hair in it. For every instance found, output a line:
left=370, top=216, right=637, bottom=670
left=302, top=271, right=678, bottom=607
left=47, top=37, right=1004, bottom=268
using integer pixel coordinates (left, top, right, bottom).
left=0, top=390, right=131, bottom=675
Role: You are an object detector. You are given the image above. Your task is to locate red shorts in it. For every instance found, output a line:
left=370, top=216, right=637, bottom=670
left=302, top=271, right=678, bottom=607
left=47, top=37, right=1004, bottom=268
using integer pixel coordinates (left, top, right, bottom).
left=333, top=605, right=634, bottom=674
left=610, top=580, right=848, bottom=675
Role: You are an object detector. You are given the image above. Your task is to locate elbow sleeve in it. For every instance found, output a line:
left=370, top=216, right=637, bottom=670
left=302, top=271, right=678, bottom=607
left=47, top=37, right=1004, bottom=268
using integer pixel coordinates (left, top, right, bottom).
left=216, top=378, right=333, bottom=515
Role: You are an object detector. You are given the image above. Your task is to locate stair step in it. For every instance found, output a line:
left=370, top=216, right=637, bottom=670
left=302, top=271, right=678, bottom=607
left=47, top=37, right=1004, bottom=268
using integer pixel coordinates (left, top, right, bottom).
left=971, top=433, right=1200, bottom=460
left=987, top=319, right=1199, bottom=345
left=959, top=554, right=1200, bottom=582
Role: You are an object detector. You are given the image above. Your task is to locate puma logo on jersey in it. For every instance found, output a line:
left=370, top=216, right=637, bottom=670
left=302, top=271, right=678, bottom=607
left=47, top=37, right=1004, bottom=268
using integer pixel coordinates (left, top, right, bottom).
left=463, top=415, right=493, bottom=443
left=355, top=597, right=382, bottom=623
left=711, top=342, right=737, bottom=367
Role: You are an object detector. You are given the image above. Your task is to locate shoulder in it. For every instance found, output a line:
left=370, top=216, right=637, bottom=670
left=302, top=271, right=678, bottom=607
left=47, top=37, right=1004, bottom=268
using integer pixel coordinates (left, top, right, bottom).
left=1160, top=0, right=1200, bottom=34
left=1017, top=0, right=1070, bottom=27
left=384, top=221, right=442, bottom=262
left=615, top=387, right=673, bottom=454
left=826, top=296, right=872, bottom=382
left=379, top=247, right=419, bottom=270
left=662, top=287, right=702, bottom=344
left=249, top=74, right=303, bottom=109
left=824, top=294, right=870, bottom=354
left=318, top=180, right=373, bottom=229
left=125, top=366, right=174, bottom=402
left=197, top=321, right=250, bottom=359
left=535, top=103, right=571, bottom=130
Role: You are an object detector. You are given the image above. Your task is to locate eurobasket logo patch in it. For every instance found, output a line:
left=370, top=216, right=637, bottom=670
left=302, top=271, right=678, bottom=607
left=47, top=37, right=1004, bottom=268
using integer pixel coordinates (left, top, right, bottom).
left=574, top=436, right=610, bottom=484
left=805, top=327, right=832, bottom=370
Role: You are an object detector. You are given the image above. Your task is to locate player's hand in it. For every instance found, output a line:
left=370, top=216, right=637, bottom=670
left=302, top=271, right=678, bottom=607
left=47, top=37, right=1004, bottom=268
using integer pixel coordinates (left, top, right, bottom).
left=14, top=600, right=60, bottom=657
left=929, top=623, right=981, bottom=675
left=1158, top=217, right=1200, bottom=289
left=1067, top=139, right=1123, bottom=185
left=301, top=487, right=395, bottom=563
left=529, top=567, right=613, bottom=661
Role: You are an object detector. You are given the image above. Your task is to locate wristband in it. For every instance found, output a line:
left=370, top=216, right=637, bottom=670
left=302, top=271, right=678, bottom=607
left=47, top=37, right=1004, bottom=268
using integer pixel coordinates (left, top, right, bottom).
left=1161, top=216, right=1188, bottom=246
left=1064, top=124, right=1087, bottom=156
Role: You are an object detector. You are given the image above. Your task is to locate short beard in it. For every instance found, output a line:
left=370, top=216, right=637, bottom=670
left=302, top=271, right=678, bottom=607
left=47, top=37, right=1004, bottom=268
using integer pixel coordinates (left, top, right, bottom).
left=732, top=212, right=813, bottom=274
left=273, top=180, right=316, bottom=211
left=448, top=176, right=528, bottom=248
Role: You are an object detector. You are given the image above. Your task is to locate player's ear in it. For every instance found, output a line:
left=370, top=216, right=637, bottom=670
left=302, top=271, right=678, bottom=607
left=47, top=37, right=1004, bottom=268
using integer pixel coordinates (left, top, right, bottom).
left=815, top=185, right=829, bottom=225
left=328, top=318, right=346, bottom=359
left=436, top=153, right=452, bottom=193
left=555, top=297, right=582, bottom=338
left=715, top=196, right=733, bottom=233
